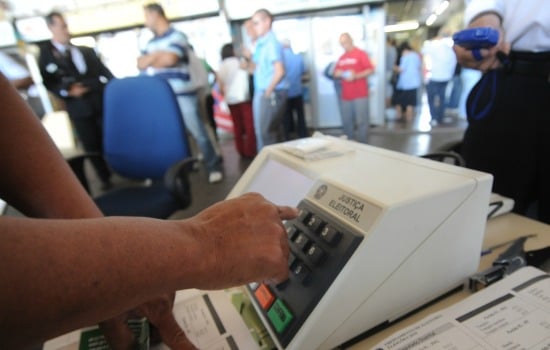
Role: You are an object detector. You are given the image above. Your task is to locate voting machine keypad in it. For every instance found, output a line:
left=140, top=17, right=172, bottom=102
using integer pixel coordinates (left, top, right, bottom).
left=248, top=200, right=363, bottom=347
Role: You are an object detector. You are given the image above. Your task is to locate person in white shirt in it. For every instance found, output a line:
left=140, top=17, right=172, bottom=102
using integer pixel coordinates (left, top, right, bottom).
left=455, top=0, right=550, bottom=223
left=0, top=51, right=33, bottom=90
left=0, top=51, right=44, bottom=117
left=217, top=43, right=257, bottom=158
left=422, top=31, right=457, bottom=125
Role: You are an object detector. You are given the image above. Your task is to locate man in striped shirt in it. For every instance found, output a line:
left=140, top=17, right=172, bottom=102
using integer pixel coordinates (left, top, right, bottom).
left=138, top=3, right=223, bottom=183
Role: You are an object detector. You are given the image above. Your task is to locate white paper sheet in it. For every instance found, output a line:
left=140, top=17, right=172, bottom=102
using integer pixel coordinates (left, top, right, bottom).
left=374, top=266, right=550, bottom=350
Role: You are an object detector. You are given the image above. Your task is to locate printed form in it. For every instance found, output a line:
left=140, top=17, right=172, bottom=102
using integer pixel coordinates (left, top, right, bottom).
left=374, top=266, right=550, bottom=350
left=156, top=289, right=260, bottom=350
left=44, top=289, right=260, bottom=350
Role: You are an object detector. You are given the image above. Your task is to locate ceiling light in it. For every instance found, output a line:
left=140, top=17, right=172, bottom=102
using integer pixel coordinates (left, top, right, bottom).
left=384, top=20, right=419, bottom=33
left=425, top=14, right=437, bottom=26
left=435, top=0, right=450, bottom=15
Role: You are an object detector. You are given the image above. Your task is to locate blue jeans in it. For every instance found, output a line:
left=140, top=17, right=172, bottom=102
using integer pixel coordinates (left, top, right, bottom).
left=176, top=94, right=221, bottom=172
left=426, top=81, right=448, bottom=122
left=253, top=90, right=288, bottom=151
left=341, top=97, right=369, bottom=143
left=446, top=75, right=463, bottom=109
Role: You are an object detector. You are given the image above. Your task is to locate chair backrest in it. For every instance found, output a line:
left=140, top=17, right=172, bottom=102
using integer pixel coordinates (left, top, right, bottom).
left=103, top=76, right=191, bottom=179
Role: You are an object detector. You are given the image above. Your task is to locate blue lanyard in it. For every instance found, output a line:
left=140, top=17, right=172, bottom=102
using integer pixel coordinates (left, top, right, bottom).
left=467, top=52, right=510, bottom=121
left=467, top=70, right=498, bottom=121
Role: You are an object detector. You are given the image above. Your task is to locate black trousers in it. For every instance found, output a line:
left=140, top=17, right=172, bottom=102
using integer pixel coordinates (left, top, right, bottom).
left=71, top=116, right=112, bottom=183
left=284, top=95, right=307, bottom=140
left=461, top=60, right=550, bottom=223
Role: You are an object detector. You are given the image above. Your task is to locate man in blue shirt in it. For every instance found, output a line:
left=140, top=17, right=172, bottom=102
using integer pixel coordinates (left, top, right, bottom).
left=247, top=8, right=288, bottom=151
left=281, top=39, right=308, bottom=140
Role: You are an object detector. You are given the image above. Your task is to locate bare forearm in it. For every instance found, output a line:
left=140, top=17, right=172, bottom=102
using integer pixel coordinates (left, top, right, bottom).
left=265, top=62, right=285, bottom=96
left=0, top=75, right=99, bottom=218
left=11, top=76, right=34, bottom=90
left=355, top=68, right=374, bottom=79
left=0, top=216, right=201, bottom=348
left=242, top=60, right=256, bottom=74
left=245, top=60, right=256, bottom=74
left=138, top=52, right=179, bottom=70
left=0, top=191, right=299, bottom=348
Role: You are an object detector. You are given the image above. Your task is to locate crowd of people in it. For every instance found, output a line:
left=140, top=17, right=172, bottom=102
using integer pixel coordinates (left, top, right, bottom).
left=2, top=3, right=469, bottom=159
left=384, top=31, right=462, bottom=126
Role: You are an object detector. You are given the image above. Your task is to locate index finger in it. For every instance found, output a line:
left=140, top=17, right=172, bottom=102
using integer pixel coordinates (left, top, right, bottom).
left=99, top=316, right=136, bottom=350
left=151, top=312, right=198, bottom=350
left=277, top=206, right=299, bottom=220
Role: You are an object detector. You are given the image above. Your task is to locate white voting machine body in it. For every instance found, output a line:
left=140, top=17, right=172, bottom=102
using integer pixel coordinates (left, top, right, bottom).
left=228, top=134, right=493, bottom=350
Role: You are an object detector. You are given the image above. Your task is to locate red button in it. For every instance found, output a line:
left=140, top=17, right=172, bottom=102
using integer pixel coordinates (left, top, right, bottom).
left=254, top=284, right=275, bottom=310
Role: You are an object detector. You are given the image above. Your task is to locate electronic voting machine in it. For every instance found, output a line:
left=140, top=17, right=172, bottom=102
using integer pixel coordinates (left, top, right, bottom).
left=227, top=134, right=493, bottom=350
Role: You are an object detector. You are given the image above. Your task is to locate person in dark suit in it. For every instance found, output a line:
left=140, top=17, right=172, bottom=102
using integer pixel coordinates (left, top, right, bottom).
left=39, top=11, right=113, bottom=188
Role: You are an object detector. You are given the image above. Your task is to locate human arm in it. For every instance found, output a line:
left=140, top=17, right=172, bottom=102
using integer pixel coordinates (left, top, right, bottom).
left=240, top=58, right=256, bottom=74
left=239, top=47, right=257, bottom=74
left=0, top=195, right=297, bottom=348
left=10, top=76, right=34, bottom=90
left=137, top=51, right=181, bottom=70
left=300, top=57, right=310, bottom=83
left=0, top=52, right=34, bottom=90
left=216, top=66, right=226, bottom=97
left=217, top=77, right=226, bottom=97
left=0, top=72, right=99, bottom=217
left=335, top=52, right=375, bottom=81
left=393, top=51, right=410, bottom=74
left=137, top=31, right=187, bottom=71
left=81, top=48, right=116, bottom=88
left=37, top=45, right=71, bottom=98
left=264, top=60, right=285, bottom=97
left=99, top=58, right=115, bottom=80
left=0, top=73, right=298, bottom=348
left=453, top=3, right=510, bottom=72
left=0, top=72, right=190, bottom=349
left=332, top=57, right=346, bottom=79
left=347, top=66, right=374, bottom=81
left=347, top=50, right=375, bottom=81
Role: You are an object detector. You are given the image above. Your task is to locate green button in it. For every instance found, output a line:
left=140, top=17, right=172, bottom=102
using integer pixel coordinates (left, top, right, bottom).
left=267, top=299, right=294, bottom=333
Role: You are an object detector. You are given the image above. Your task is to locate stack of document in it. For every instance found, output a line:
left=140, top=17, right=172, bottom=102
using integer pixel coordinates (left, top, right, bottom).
left=375, top=266, right=549, bottom=349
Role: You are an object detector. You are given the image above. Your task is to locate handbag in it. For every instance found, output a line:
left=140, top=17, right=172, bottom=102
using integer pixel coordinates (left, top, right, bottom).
left=186, top=48, right=208, bottom=92
left=170, top=47, right=208, bottom=94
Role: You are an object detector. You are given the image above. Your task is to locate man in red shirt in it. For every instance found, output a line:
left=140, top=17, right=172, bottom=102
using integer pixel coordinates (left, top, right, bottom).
left=334, top=33, right=375, bottom=143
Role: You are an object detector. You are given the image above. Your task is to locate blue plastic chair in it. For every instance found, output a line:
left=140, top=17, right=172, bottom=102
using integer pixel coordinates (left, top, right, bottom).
left=70, top=76, right=194, bottom=218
